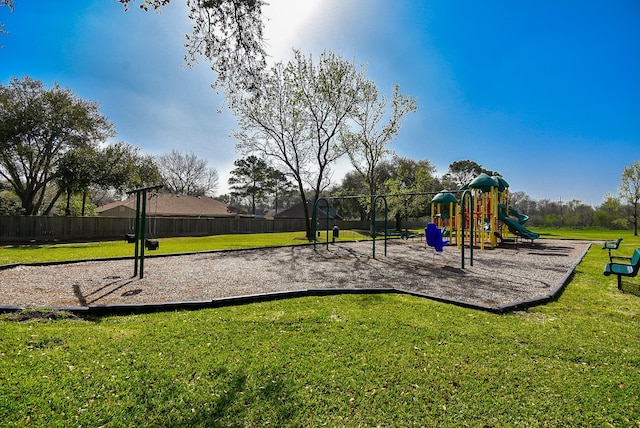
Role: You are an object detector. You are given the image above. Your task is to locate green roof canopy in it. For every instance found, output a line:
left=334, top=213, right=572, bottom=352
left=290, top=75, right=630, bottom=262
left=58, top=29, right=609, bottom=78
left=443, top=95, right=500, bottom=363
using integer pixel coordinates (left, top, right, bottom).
left=432, top=190, right=458, bottom=203
left=493, top=175, right=509, bottom=192
left=468, top=173, right=499, bottom=192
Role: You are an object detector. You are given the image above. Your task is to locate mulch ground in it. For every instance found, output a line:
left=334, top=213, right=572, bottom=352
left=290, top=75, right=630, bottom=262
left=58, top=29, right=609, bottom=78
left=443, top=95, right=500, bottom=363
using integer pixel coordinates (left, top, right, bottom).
left=0, top=238, right=591, bottom=313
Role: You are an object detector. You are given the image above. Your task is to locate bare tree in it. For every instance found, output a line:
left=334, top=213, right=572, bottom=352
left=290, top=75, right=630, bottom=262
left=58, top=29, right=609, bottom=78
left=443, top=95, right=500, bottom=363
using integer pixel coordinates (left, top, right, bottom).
left=342, top=83, right=417, bottom=197
left=234, top=49, right=368, bottom=239
left=619, top=160, right=640, bottom=236
left=156, top=149, right=219, bottom=196
left=0, top=0, right=14, bottom=41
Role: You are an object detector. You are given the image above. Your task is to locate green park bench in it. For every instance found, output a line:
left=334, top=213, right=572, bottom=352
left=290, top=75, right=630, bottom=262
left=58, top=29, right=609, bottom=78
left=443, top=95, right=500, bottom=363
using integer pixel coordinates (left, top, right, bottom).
left=602, top=237, right=623, bottom=261
left=385, top=229, right=403, bottom=237
left=379, top=229, right=422, bottom=240
left=603, top=248, right=640, bottom=290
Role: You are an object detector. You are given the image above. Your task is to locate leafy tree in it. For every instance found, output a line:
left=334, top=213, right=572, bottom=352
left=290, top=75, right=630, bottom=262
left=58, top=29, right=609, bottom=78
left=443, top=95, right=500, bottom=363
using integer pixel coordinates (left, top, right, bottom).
left=340, top=83, right=416, bottom=227
left=56, top=147, right=99, bottom=216
left=443, top=160, right=497, bottom=189
left=341, top=83, right=417, bottom=197
left=594, top=194, right=627, bottom=229
left=156, top=149, right=218, bottom=196
left=93, top=142, right=161, bottom=197
left=55, top=142, right=160, bottom=216
left=510, top=196, right=598, bottom=229
left=331, top=160, right=400, bottom=222
left=234, top=49, right=368, bottom=239
left=562, top=199, right=595, bottom=228
left=228, top=155, right=267, bottom=214
left=268, top=168, right=296, bottom=215
left=215, top=193, right=243, bottom=210
left=330, top=171, right=369, bottom=221
left=228, top=155, right=292, bottom=215
left=619, top=160, right=640, bottom=236
left=384, top=157, right=439, bottom=229
left=117, top=0, right=267, bottom=97
left=55, top=194, right=97, bottom=217
left=0, top=181, right=21, bottom=215
left=0, top=77, right=115, bottom=215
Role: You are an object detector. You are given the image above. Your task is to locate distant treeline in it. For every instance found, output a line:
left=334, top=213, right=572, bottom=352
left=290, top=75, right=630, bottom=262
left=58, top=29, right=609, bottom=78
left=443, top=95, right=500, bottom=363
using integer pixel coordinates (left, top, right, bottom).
left=509, top=191, right=629, bottom=229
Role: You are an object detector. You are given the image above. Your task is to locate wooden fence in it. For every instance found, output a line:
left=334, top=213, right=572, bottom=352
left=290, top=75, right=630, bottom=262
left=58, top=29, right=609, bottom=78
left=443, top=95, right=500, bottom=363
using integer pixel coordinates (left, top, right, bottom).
left=0, top=216, right=426, bottom=244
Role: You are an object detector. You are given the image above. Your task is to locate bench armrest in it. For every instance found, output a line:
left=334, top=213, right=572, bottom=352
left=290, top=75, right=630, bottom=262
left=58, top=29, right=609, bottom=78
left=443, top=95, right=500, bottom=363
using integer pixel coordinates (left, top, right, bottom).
left=609, top=255, right=632, bottom=261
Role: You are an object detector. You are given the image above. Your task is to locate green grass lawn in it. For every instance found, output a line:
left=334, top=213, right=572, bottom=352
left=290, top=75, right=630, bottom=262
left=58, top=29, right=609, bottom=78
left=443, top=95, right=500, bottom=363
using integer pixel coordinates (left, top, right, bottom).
left=535, top=227, right=634, bottom=241
left=0, top=229, right=639, bottom=426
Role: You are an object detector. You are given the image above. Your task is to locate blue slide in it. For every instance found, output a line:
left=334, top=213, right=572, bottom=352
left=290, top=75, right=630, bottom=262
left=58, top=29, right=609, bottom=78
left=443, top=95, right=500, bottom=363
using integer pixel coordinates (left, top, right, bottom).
left=498, top=204, right=539, bottom=240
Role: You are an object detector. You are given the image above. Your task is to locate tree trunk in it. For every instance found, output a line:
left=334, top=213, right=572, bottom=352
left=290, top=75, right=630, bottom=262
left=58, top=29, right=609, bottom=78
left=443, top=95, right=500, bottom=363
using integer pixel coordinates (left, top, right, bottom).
left=395, top=212, right=402, bottom=231
left=304, top=199, right=314, bottom=241
left=251, top=194, right=256, bottom=215
left=65, top=191, right=72, bottom=216
left=634, top=201, right=638, bottom=236
left=300, top=190, right=314, bottom=242
left=42, top=189, right=64, bottom=216
left=20, top=186, right=37, bottom=215
left=81, top=191, right=88, bottom=216
left=21, top=198, right=35, bottom=216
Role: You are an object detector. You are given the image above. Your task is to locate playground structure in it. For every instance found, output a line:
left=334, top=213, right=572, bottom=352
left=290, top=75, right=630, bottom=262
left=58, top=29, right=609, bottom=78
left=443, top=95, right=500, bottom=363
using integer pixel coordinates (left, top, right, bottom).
left=313, top=172, right=539, bottom=267
left=430, top=173, right=539, bottom=251
left=431, top=190, right=459, bottom=245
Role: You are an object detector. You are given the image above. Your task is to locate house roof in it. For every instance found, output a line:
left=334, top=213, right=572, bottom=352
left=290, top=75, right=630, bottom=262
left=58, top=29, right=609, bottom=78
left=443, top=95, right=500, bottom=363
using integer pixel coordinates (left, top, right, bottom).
left=97, top=193, right=239, bottom=218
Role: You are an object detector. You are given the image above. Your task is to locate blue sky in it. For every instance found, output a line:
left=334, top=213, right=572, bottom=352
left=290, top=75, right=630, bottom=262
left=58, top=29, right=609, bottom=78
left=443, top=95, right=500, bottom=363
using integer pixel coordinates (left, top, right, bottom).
left=1, top=0, right=638, bottom=206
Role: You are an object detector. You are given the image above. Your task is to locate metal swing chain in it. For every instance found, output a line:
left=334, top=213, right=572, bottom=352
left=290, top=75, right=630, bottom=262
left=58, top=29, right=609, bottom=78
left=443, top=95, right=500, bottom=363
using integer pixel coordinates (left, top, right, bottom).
left=153, top=192, right=158, bottom=236
left=149, top=192, right=158, bottom=237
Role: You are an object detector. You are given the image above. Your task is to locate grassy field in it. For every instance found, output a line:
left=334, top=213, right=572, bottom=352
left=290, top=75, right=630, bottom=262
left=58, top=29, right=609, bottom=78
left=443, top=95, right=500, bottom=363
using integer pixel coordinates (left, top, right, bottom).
left=535, top=227, right=633, bottom=241
left=0, top=229, right=639, bottom=426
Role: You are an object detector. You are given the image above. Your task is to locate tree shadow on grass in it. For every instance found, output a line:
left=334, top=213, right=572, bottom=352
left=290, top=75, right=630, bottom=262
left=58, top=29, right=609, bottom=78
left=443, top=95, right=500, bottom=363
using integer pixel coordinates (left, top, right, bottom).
left=172, top=367, right=298, bottom=427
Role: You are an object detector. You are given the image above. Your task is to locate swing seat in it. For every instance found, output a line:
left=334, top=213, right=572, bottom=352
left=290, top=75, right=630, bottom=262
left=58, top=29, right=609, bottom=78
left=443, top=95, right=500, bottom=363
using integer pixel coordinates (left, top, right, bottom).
left=145, top=239, right=159, bottom=251
left=145, top=239, right=159, bottom=250
left=425, top=222, right=449, bottom=252
left=125, top=233, right=136, bottom=243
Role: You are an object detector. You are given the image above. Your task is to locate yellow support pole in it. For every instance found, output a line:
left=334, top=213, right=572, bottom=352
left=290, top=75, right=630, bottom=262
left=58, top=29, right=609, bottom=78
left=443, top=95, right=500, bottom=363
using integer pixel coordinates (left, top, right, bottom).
left=490, top=187, right=499, bottom=247
left=431, top=202, right=435, bottom=225
left=448, top=201, right=454, bottom=245
left=456, top=198, right=462, bottom=248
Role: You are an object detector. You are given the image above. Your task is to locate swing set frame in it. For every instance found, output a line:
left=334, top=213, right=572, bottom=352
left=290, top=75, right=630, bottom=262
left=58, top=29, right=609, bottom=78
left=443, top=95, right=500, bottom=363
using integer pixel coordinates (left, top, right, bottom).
left=312, top=190, right=477, bottom=268
left=127, top=185, right=163, bottom=279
